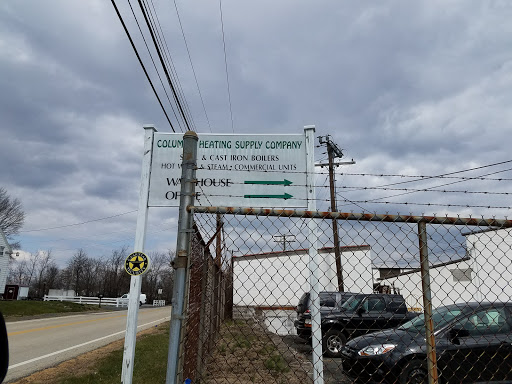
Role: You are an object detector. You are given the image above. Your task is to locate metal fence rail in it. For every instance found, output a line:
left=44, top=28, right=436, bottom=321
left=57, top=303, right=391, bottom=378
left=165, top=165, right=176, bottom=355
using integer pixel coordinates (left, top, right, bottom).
left=43, top=295, right=126, bottom=307
left=173, top=206, right=512, bottom=384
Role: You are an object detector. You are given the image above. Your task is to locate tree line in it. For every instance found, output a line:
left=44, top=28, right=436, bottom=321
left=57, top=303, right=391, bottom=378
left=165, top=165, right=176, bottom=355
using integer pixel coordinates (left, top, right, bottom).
left=8, top=246, right=176, bottom=303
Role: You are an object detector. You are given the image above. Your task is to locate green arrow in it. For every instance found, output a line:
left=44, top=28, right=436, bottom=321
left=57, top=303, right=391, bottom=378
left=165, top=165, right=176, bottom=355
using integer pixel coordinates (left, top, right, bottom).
left=244, top=193, right=293, bottom=199
left=244, top=179, right=292, bottom=186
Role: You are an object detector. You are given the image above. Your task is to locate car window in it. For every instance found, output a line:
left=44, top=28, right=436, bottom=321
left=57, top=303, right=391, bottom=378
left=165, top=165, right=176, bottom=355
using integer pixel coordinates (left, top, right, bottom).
left=367, top=297, right=386, bottom=312
left=319, top=293, right=336, bottom=307
left=399, top=307, right=463, bottom=333
left=341, top=295, right=363, bottom=311
left=360, top=297, right=385, bottom=312
left=454, top=308, right=510, bottom=336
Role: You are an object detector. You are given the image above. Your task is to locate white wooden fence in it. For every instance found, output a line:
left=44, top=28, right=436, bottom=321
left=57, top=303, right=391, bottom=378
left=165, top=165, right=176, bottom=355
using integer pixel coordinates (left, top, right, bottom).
left=43, top=295, right=128, bottom=307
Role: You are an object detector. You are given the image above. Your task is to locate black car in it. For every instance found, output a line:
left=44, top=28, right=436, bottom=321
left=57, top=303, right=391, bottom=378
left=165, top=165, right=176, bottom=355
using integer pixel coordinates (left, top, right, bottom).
left=340, top=302, right=512, bottom=383
left=322, top=293, right=419, bottom=358
left=294, top=291, right=356, bottom=340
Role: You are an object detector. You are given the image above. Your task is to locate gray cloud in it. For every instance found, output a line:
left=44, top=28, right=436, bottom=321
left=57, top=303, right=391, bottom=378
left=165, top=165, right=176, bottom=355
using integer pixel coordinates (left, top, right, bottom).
left=1, top=0, right=511, bottom=265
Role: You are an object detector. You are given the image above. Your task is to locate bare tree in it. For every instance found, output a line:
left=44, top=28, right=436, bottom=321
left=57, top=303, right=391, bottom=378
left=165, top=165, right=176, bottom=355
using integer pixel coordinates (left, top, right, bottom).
left=93, top=259, right=107, bottom=296
left=35, top=250, right=53, bottom=297
left=104, top=246, right=130, bottom=297
left=68, top=249, right=88, bottom=295
left=24, top=252, right=40, bottom=291
left=0, top=187, right=25, bottom=247
left=142, top=252, right=170, bottom=302
left=8, top=259, right=27, bottom=285
left=157, top=249, right=175, bottom=303
left=43, top=262, right=60, bottom=293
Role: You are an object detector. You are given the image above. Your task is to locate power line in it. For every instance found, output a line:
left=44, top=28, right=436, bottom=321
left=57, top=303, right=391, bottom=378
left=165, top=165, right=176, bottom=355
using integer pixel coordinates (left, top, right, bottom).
left=111, top=0, right=176, bottom=131
left=126, top=0, right=183, bottom=131
left=21, top=224, right=176, bottom=254
left=145, top=0, right=196, bottom=130
left=138, top=0, right=192, bottom=131
left=20, top=210, right=138, bottom=233
left=219, top=0, right=235, bottom=133
left=173, top=0, right=213, bottom=132
left=141, top=0, right=191, bottom=130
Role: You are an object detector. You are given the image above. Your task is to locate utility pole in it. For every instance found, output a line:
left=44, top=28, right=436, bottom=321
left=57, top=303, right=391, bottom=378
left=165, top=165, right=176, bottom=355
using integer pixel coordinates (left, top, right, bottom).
left=318, top=135, right=348, bottom=292
left=273, top=234, right=296, bottom=251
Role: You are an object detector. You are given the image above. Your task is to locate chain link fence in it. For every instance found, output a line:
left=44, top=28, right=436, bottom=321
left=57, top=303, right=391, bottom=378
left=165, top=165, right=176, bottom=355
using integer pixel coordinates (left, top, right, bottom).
left=177, top=206, right=512, bottom=384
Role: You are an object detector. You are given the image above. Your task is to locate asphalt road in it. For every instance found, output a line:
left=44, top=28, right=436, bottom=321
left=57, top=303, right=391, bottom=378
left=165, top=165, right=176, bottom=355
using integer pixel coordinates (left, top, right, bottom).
left=4, top=306, right=171, bottom=383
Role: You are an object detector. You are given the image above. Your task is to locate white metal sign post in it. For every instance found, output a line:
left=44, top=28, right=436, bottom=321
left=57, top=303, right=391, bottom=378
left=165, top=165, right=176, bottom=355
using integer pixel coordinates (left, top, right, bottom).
left=148, top=133, right=308, bottom=209
left=121, top=125, right=155, bottom=384
left=304, top=126, right=324, bottom=384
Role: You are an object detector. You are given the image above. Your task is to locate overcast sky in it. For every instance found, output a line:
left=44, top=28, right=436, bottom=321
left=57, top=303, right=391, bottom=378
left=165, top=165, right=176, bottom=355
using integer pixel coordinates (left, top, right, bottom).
left=1, top=1, right=511, bottom=267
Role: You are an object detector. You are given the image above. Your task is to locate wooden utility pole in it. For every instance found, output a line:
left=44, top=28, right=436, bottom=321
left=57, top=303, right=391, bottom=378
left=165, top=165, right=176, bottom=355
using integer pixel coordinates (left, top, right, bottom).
left=319, top=135, right=345, bottom=291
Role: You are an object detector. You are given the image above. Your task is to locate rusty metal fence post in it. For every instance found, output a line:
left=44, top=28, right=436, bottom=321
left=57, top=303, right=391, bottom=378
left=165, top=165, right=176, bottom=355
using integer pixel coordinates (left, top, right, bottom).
left=166, top=131, right=198, bottom=384
left=418, top=221, right=438, bottom=384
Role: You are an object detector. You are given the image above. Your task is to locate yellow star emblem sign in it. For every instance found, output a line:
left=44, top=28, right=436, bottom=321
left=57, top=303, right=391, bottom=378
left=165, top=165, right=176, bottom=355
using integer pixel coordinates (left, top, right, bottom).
left=125, top=252, right=150, bottom=276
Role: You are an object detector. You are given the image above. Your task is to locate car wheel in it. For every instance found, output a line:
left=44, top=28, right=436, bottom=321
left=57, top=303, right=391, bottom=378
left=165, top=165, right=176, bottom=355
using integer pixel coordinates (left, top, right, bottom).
left=322, top=329, right=346, bottom=358
left=400, top=359, right=428, bottom=384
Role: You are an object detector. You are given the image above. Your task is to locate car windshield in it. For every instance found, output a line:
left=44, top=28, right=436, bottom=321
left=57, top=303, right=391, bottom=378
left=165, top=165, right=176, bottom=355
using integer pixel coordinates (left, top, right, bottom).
left=398, top=306, right=463, bottom=333
left=340, top=295, right=363, bottom=311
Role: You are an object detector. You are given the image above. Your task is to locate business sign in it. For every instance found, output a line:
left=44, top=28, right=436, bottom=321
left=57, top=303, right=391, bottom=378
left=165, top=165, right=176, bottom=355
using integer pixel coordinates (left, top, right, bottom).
left=148, top=133, right=308, bottom=208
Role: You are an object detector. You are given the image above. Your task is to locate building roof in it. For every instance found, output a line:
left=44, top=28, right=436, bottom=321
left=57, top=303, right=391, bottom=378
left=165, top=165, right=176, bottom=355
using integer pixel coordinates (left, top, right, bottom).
left=233, top=245, right=371, bottom=261
left=461, top=226, right=510, bottom=237
left=0, top=228, right=12, bottom=255
left=376, top=255, right=471, bottom=280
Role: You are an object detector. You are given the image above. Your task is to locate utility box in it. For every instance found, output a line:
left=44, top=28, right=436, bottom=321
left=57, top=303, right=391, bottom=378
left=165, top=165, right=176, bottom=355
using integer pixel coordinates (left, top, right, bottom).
left=18, top=286, right=29, bottom=300
left=3, top=285, right=19, bottom=300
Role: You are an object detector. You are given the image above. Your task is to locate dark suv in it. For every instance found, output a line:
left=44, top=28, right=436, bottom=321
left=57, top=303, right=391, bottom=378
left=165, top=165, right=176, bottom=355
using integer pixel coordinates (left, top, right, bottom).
left=294, top=291, right=356, bottom=340
left=341, top=302, right=512, bottom=383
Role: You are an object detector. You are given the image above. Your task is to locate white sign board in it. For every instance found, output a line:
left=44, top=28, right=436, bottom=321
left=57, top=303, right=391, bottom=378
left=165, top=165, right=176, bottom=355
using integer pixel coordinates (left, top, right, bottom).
left=148, top=133, right=308, bottom=208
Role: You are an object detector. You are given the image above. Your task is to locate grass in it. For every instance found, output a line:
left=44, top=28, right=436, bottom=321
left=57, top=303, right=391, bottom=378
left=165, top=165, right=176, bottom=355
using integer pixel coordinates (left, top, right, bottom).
left=202, top=318, right=304, bottom=383
left=0, top=300, right=106, bottom=318
left=264, top=354, right=290, bottom=374
left=48, top=324, right=169, bottom=384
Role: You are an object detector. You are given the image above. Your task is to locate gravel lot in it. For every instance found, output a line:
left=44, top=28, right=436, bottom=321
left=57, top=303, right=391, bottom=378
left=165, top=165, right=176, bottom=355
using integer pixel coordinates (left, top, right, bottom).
left=280, top=335, right=353, bottom=384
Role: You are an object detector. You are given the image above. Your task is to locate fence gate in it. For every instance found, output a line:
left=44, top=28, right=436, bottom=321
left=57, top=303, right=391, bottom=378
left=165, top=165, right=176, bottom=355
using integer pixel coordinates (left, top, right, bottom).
left=176, top=206, right=512, bottom=384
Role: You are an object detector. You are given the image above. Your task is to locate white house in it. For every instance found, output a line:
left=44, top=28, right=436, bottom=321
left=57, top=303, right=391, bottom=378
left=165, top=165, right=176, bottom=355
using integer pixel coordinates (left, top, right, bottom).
left=233, top=245, right=373, bottom=308
left=0, top=229, right=13, bottom=296
left=378, top=227, right=512, bottom=309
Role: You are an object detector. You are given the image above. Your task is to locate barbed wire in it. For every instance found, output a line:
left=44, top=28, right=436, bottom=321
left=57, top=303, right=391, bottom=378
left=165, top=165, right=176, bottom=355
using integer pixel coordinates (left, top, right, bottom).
left=197, top=180, right=512, bottom=196
left=337, top=172, right=512, bottom=182
left=191, top=192, right=511, bottom=210
left=191, top=164, right=512, bottom=180
left=336, top=199, right=511, bottom=210
left=338, top=186, right=512, bottom=196
left=348, top=168, right=512, bottom=203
